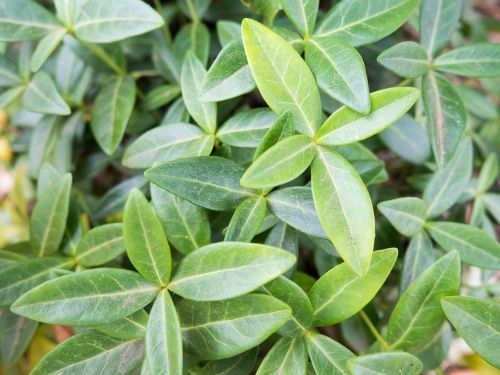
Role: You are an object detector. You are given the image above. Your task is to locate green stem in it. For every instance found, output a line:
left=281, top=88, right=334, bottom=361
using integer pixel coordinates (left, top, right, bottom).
left=359, top=310, right=391, bottom=351
left=397, top=78, right=413, bottom=87
left=77, top=38, right=126, bottom=76
left=153, top=0, right=173, bottom=44
left=130, top=70, right=161, bottom=79
left=185, top=0, right=199, bottom=23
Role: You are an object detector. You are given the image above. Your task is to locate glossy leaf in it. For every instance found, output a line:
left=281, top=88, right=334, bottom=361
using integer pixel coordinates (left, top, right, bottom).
left=477, top=153, right=498, bottom=193
left=198, top=349, right=258, bottom=375
left=11, top=268, right=159, bottom=326
left=169, top=242, right=295, bottom=301
left=178, top=294, right=291, bottom=360
left=75, top=223, right=125, bottom=267
left=305, top=35, right=370, bottom=113
left=22, top=71, right=70, bottom=115
left=280, top=0, right=318, bottom=37
left=400, top=232, right=436, bottom=293
left=377, top=41, right=429, bottom=78
left=316, top=88, right=420, bottom=146
left=254, top=111, right=294, bottom=160
left=242, top=18, right=322, bottom=136
left=224, top=196, right=266, bottom=242
left=94, top=309, right=148, bottom=340
left=30, top=29, right=67, bottom=72
left=0, top=309, right=38, bottom=366
left=306, top=332, right=354, bottom=375
left=434, top=44, right=500, bottom=77
left=124, top=189, right=171, bottom=285
left=141, top=84, right=181, bottom=111
left=309, top=248, right=397, bottom=326
left=311, top=147, right=374, bottom=275
left=91, top=75, right=136, bottom=155
left=348, top=352, right=423, bottom=375
left=256, top=336, right=307, bottom=375
left=378, top=197, right=427, bottom=236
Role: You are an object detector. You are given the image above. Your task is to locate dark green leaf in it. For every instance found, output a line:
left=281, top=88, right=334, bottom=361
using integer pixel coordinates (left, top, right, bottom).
left=0, top=309, right=38, bottom=366
left=400, top=232, right=436, bottom=293
left=94, top=309, right=148, bottom=340
left=76, top=223, right=125, bottom=267
left=254, top=111, right=294, bottom=160
left=224, top=196, right=266, bottom=242
left=306, top=332, right=354, bottom=375
left=256, top=336, right=307, bottom=375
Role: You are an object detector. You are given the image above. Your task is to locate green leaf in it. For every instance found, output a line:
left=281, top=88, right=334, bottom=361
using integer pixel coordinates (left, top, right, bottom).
left=30, top=29, right=67, bottom=72
left=216, top=20, right=242, bottom=47
left=0, top=55, right=22, bottom=86
left=94, top=309, right=148, bottom=340
left=173, top=22, right=210, bottom=67
left=422, top=72, right=466, bottom=168
left=224, top=196, right=266, bottom=242
left=260, top=276, right=313, bottom=337
left=423, top=139, right=472, bottom=217
left=169, top=242, right=296, bottom=301
left=91, top=75, right=136, bottom=155
left=123, top=124, right=214, bottom=169
left=400, top=232, right=436, bottom=293
left=242, top=18, right=322, bottom=136
left=0, top=309, right=38, bottom=366
left=256, top=336, right=307, bottom=375
left=305, top=35, right=370, bottom=113
left=198, top=348, right=258, bottom=375
left=30, top=174, right=72, bottom=257
left=267, top=187, right=326, bottom=238
left=386, top=251, right=460, bottom=350
left=377, top=42, right=429, bottom=78
left=146, top=156, right=252, bottom=211
left=200, top=40, right=255, bottom=102
left=420, top=0, right=463, bottom=57
left=178, top=294, right=291, bottom=360
left=181, top=52, right=217, bottom=134
left=441, top=296, right=500, bottom=368
left=279, top=0, right=318, bottom=37
left=146, top=290, right=182, bottom=375
left=0, top=0, right=62, bottom=42
left=22, top=71, right=70, bottom=115
left=75, top=223, right=125, bottom=267
left=30, top=331, right=144, bottom=375
left=378, top=197, right=427, bottom=236
left=11, top=268, right=159, bottom=326
left=241, top=0, right=280, bottom=25
left=315, top=0, right=419, bottom=46
left=178, top=0, right=210, bottom=21
left=434, top=44, right=500, bottom=77
left=151, top=185, right=210, bottom=255
left=0, top=85, right=25, bottom=108
left=316, top=88, right=420, bottom=146
left=309, top=248, right=397, bottom=326
left=124, top=189, right=171, bottom=285
left=53, top=0, right=78, bottom=27
left=141, top=84, right=181, bottom=111
left=306, top=332, right=354, bottom=375
left=484, top=193, right=500, bottom=223
left=73, top=0, right=164, bottom=43
left=217, top=108, right=277, bottom=148
left=348, top=352, right=423, bottom=375
left=254, top=111, right=294, bottom=160
left=426, top=222, right=500, bottom=269
left=241, top=135, right=315, bottom=189
left=265, top=223, right=298, bottom=278
left=0, top=257, right=73, bottom=306
left=311, top=147, right=374, bottom=275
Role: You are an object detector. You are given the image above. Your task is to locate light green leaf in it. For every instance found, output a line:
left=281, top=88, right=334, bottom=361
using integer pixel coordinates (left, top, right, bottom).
left=280, top=0, right=318, bottom=37
left=200, top=40, right=255, bottom=102
left=181, top=52, right=217, bottom=134
left=216, top=20, right=242, bottom=47
left=377, top=41, right=429, bottom=78
left=386, top=251, right=460, bottom=350
left=306, top=332, right=354, bottom=375
left=378, top=197, right=427, bottom=236
left=422, top=72, right=466, bottom=168
left=178, top=294, right=291, bottom=360
left=420, top=0, right=463, bottom=57
left=22, top=71, right=70, bottom=115
left=423, top=139, right=472, bottom=217
left=309, top=248, right=397, bottom=326
left=305, top=35, right=370, bottom=113
left=173, top=22, right=210, bottom=67
left=0, top=257, right=73, bottom=306
left=0, top=55, right=22, bottom=86
left=400, top=232, right=436, bottom=293
left=151, top=185, right=210, bottom=255
left=53, top=0, right=78, bottom=27
left=477, top=153, right=498, bottom=193
left=73, top=0, right=164, bottom=43
left=224, top=196, right=266, bottom=242
left=316, top=88, right=420, bottom=146
left=0, top=309, right=38, bottom=367
left=261, top=276, right=313, bottom=337
left=311, top=147, right=374, bottom=275
left=169, top=242, right=296, bottom=301
left=141, top=84, right=181, bottom=111
left=75, top=223, right=124, bottom=267
left=241, top=135, right=315, bottom=189
left=267, top=187, right=326, bottom=239
left=434, top=43, right=500, bottom=77
left=30, top=331, right=144, bottom=375
left=124, top=189, right=171, bottom=285
left=265, top=223, right=298, bottom=278
left=94, top=309, right=148, bottom=340
left=0, top=85, right=25, bottom=108
left=145, top=156, right=252, bottom=211
left=123, top=124, right=214, bottom=169
left=315, top=0, right=419, bottom=46
left=256, top=336, right=307, bottom=375
left=242, top=18, right=322, bottom=136
left=348, top=352, right=423, bottom=375
left=146, top=290, right=182, bottom=375
left=91, top=75, right=136, bottom=155
left=254, top=111, right=294, bottom=160
left=484, top=193, right=500, bottom=223
left=442, top=296, right=500, bottom=368
left=30, top=174, right=72, bottom=257
left=217, top=108, right=277, bottom=148
left=0, top=0, right=62, bottom=42
left=178, top=0, right=210, bottom=21
left=426, top=221, right=500, bottom=269
left=30, top=29, right=67, bottom=72
left=11, top=268, right=159, bottom=326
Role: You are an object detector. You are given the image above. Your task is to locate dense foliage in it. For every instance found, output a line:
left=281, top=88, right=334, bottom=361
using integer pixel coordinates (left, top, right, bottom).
left=0, top=0, right=499, bottom=374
